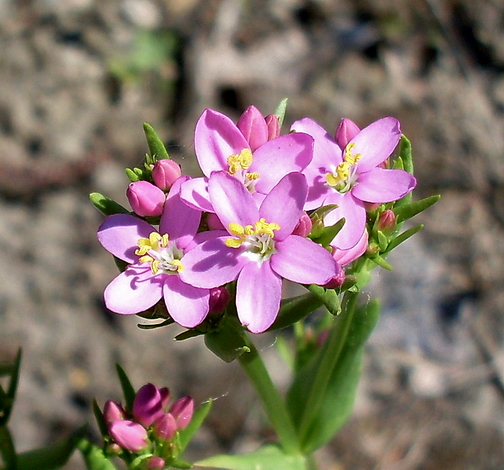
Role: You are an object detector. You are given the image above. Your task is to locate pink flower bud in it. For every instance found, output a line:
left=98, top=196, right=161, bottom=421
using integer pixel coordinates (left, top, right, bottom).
left=335, top=118, right=360, bottom=149
left=237, top=106, right=268, bottom=151
left=265, top=114, right=280, bottom=140
left=133, top=383, right=166, bottom=427
left=292, top=212, right=312, bottom=237
left=109, top=420, right=149, bottom=452
left=169, top=396, right=194, bottom=430
left=152, top=159, right=181, bottom=191
left=159, top=387, right=170, bottom=409
left=103, top=400, right=126, bottom=426
left=153, top=413, right=177, bottom=441
left=323, top=263, right=345, bottom=289
left=378, top=209, right=396, bottom=233
left=364, top=202, right=380, bottom=212
left=209, top=286, right=231, bottom=314
left=127, top=181, right=166, bottom=217
left=147, top=456, right=166, bottom=470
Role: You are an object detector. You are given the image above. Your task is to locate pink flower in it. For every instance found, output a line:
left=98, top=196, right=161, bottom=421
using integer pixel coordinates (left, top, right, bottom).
left=180, top=172, right=338, bottom=333
left=97, top=177, right=210, bottom=328
left=291, top=117, right=416, bottom=249
left=133, top=383, right=169, bottom=427
left=147, top=456, right=166, bottom=470
left=153, top=413, right=177, bottom=441
left=126, top=181, right=166, bottom=217
left=103, top=400, right=126, bottom=425
left=169, top=396, right=194, bottom=430
left=180, top=108, right=313, bottom=212
left=109, top=420, right=149, bottom=452
left=152, top=159, right=182, bottom=191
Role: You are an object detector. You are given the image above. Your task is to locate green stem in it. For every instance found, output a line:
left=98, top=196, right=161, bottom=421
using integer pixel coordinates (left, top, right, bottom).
left=297, top=290, right=359, bottom=446
left=238, top=336, right=301, bottom=455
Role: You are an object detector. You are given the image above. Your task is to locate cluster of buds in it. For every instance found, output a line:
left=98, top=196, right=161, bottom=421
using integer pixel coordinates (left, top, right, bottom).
left=102, top=383, right=194, bottom=469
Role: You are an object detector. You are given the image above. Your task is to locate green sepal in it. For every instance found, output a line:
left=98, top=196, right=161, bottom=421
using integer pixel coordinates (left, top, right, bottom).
left=143, top=122, right=170, bottom=160
left=195, top=444, right=306, bottom=470
left=115, top=364, right=136, bottom=414
left=274, top=98, right=288, bottom=127
left=310, top=218, right=345, bottom=248
left=268, top=292, right=323, bottom=331
left=392, top=156, right=404, bottom=170
left=376, top=230, right=388, bottom=252
left=394, top=194, right=441, bottom=223
left=125, top=168, right=141, bottom=182
left=204, top=316, right=250, bottom=363
left=178, top=399, right=212, bottom=454
left=399, top=134, right=413, bottom=174
left=15, top=426, right=87, bottom=470
left=368, top=255, right=393, bottom=270
left=306, top=285, right=341, bottom=316
left=89, top=193, right=130, bottom=217
left=287, top=300, right=380, bottom=454
left=78, top=438, right=117, bottom=470
left=308, top=204, right=338, bottom=239
left=386, top=224, right=424, bottom=252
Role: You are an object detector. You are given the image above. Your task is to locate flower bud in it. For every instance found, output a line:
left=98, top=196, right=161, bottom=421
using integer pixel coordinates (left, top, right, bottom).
left=335, top=118, right=360, bottom=149
left=109, top=420, right=149, bottom=453
left=147, top=456, right=166, bottom=470
left=133, top=383, right=166, bottom=427
left=377, top=209, right=396, bottom=233
left=153, top=413, right=177, bottom=441
left=127, top=181, right=165, bottom=217
left=152, top=160, right=181, bottom=191
left=292, top=212, right=312, bottom=237
left=209, top=286, right=231, bottom=314
left=103, top=400, right=126, bottom=426
left=265, top=114, right=280, bottom=140
left=323, top=263, right=346, bottom=289
left=237, top=106, right=268, bottom=151
left=169, top=396, right=194, bottom=430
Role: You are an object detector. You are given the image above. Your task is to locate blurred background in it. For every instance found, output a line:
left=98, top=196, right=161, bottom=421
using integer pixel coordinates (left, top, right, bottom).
left=1, top=0, right=504, bottom=468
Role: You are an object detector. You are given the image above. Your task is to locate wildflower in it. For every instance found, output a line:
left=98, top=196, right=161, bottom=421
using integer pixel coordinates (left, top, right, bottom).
left=109, top=420, right=149, bottom=452
left=180, top=108, right=313, bottom=212
left=97, top=177, right=210, bottom=328
left=126, top=181, right=166, bottom=217
left=152, top=159, right=182, bottom=191
left=147, top=456, right=166, bottom=470
left=103, top=400, right=126, bottom=425
left=180, top=172, right=338, bottom=333
left=291, top=117, right=416, bottom=249
left=133, top=383, right=169, bottom=427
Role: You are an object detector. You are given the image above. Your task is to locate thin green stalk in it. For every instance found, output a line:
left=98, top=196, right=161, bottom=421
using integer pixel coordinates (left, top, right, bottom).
left=297, top=290, right=359, bottom=446
left=238, top=337, right=301, bottom=455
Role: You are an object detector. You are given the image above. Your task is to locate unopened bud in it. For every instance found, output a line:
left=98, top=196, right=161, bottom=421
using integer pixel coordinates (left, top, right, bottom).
left=133, top=383, right=166, bottom=427
left=109, top=420, right=149, bottom=453
left=237, top=106, right=268, bottom=151
left=292, top=212, right=312, bottom=237
left=265, top=114, right=280, bottom=140
left=147, top=456, right=166, bottom=470
left=335, top=118, right=360, bottom=149
left=103, top=400, right=126, bottom=426
left=323, top=263, right=346, bottom=289
left=378, top=209, right=396, bottom=233
left=152, top=159, right=181, bottom=191
left=209, top=286, right=231, bottom=314
left=126, top=181, right=165, bottom=217
left=153, top=413, right=177, bottom=441
left=169, top=396, right=194, bottom=430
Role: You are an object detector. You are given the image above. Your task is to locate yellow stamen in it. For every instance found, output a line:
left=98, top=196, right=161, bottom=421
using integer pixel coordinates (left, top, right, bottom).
left=171, top=259, right=184, bottom=272
left=227, top=149, right=253, bottom=175
left=225, top=218, right=280, bottom=248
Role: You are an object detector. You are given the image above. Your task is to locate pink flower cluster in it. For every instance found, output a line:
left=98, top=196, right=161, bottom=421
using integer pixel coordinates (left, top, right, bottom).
left=104, top=383, right=193, bottom=467
left=98, top=106, right=416, bottom=333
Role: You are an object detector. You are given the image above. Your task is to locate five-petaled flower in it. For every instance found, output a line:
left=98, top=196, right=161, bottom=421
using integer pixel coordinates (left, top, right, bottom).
left=291, top=117, right=416, bottom=249
left=97, top=176, right=210, bottom=328
left=180, top=171, right=339, bottom=333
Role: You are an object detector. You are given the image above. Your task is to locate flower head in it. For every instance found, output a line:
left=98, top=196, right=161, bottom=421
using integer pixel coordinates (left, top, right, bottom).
left=291, top=117, right=416, bottom=249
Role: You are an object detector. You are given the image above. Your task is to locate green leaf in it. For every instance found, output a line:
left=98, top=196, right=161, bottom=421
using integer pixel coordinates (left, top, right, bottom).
left=306, top=285, right=341, bottom=316
left=386, top=224, right=424, bottom=252
left=268, top=292, right=323, bottom=331
left=368, top=255, right=393, bottom=270
left=399, top=134, right=413, bottom=174
left=16, top=426, right=87, bottom=470
left=204, top=316, right=250, bottom=363
left=274, top=99, right=288, bottom=127
left=143, top=123, right=170, bottom=160
left=92, top=399, right=109, bottom=439
left=115, top=364, right=136, bottom=414
left=89, top=193, right=130, bottom=216
left=195, top=444, right=306, bottom=470
left=125, top=168, right=141, bottom=182
left=311, top=218, right=345, bottom=248
left=287, top=300, right=380, bottom=454
left=0, top=425, right=17, bottom=470
left=77, top=438, right=117, bottom=470
left=178, top=400, right=212, bottom=454
left=394, top=194, right=441, bottom=223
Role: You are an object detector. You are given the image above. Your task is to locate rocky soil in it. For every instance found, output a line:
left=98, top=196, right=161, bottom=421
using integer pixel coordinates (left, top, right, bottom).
left=2, top=0, right=504, bottom=468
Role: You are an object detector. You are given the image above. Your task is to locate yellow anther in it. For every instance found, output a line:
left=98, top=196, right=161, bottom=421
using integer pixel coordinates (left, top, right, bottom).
left=151, top=260, right=160, bottom=274
left=171, top=259, right=184, bottom=272
left=139, top=255, right=154, bottom=264
left=227, top=149, right=253, bottom=175
left=229, top=223, right=245, bottom=237
left=344, top=142, right=361, bottom=165
left=225, top=237, right=244, bottom=248
left=245, top=172, right=260, bottom=181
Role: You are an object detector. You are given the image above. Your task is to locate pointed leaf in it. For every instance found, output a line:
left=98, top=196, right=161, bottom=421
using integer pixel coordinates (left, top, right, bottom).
left=268, top=292, right=323, bottom=331
left=386, top=224, right=424, bottom=252
left=306, top=285, right=341, bottom=316
left=143, top=123, right=170, bottom=160
left=89, top=193, right=130, bottom=216
left=93, top=399, right=109, bottom=438
left=77, top=439, right=117, bottom=470
left=115, top=364, right=136, bottom=414
left=196, top=444, right=306, bottom=470
left=311, top=218, right=345, bottom=248
left=399, top=134, right=413, bottom=174
left=369, top=255, right=393, bottom=270
left=178, top=400, right=212, bottom=454
left=274, top=99, right=288, bottom=127
left=394, top=194, right=440, bottom=223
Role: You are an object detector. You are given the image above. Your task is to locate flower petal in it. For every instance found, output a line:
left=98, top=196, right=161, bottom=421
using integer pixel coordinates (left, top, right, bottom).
left=271, top=236, right=337, bottom=285
left=259, top=172, right=307, bottom=241
left=179, top=236, right=246, bottom=288
left=352, top=168, right=417, bottom=203
left=104, top=267, right=163, bottom=314
left=97, top=214, right=155, bottom=263
left=351, top=117, right=401, bottom=172
left=195, top=109, right=249, bottom=176
left=332, top=229, right=368, bottom=267
left=208, top=171, right=259, bottom=229
left=160, top=176, right=202, bottom=250
left=163, top=276, right=209, bottom=328
left=237, top=105, right=268, bottom=151
left=252, top=133, right=313, bottom=194
left=180, top=177, right=214, bottom=213
left=236, top=261, right=281, bottom=333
